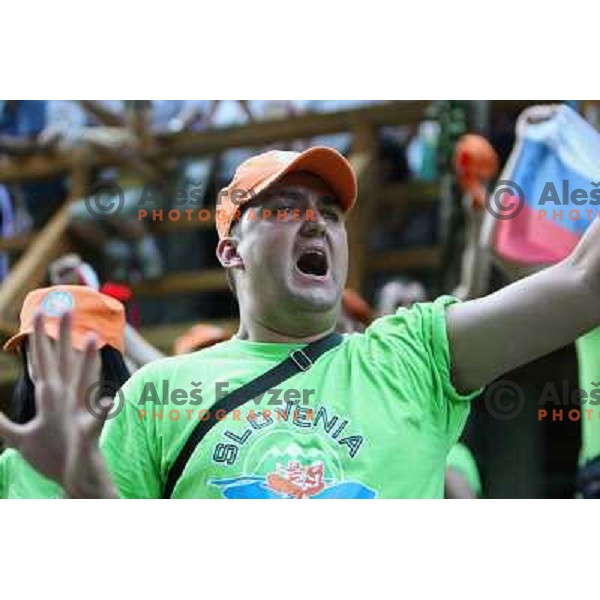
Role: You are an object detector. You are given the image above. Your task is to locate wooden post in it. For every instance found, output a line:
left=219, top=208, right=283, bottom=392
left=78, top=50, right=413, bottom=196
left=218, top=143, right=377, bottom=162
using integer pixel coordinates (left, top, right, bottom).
left=0, top=161, right=89, bottom=333
left=345, top=122, right=379, bottom=292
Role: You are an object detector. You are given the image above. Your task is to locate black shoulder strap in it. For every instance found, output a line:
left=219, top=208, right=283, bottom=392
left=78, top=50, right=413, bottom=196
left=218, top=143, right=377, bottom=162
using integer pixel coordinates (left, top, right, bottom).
left=162, top=331, right=343, bottom=498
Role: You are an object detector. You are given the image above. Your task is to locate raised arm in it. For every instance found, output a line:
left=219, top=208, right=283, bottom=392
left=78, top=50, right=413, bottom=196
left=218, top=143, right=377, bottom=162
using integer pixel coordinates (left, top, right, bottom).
left=124, top=323, right=165, bottom=370
left=447, top=215, right=600, bottom=392
left=0, top=312, right=118, bottom=498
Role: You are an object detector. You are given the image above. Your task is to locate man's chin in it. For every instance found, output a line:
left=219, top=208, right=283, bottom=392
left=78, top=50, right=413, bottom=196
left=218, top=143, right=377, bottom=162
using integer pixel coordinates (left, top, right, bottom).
left=286, top=284, right=338, bottom=313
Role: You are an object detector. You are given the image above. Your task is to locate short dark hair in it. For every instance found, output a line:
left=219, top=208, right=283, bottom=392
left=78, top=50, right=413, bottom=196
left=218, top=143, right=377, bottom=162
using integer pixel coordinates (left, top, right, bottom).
left=11, top=341, right=131, bottom=424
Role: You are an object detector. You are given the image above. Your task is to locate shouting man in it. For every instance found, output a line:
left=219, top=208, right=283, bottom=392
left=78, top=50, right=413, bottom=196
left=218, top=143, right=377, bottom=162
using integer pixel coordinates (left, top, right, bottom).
left=2, top=146, right=600, bottom=498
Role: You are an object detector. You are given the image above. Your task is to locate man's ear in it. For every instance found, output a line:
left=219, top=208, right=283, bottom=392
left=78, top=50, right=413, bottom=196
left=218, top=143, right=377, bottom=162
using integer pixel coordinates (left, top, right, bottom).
left=216, top=237, right=244, bottom=270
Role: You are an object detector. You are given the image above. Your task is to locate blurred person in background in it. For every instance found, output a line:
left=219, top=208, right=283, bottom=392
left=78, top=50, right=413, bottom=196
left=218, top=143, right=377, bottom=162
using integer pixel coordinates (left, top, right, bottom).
left=48, top=254, right=164, bottom=371
left=42, top=100, right=213, bottom=283
left=451, top=134, right=499, bottom=300
left=173, top=323, right=230, bottom=355
left=0, top=285, right=130, bottom=498
left=50, top=100, right=169, bottom=282
left=0, top=100, right=66, bottom=229
left=375, top=277, right=428, bottom=315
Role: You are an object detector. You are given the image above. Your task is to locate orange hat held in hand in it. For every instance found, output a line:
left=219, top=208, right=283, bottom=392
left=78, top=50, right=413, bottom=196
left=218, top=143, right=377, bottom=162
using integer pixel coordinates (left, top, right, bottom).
left=454, top=134, right=499, bottom=209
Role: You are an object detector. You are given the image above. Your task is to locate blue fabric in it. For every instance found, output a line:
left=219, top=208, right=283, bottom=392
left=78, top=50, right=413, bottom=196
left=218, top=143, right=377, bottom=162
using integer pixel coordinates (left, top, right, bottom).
left=515, top=137, right=600, bottom=237
left=0, top=101, right=47, bottom=136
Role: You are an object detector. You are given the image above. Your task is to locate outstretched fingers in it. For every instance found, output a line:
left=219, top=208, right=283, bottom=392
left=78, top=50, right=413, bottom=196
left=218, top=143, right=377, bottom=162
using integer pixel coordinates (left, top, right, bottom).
left=80, top=396, right=112, bottom=440
left=74, top=334, right=99, bottom=412
left=0, top=412, right=23, bottom=449
left=31, top=312, right=57, bottom=385
left=58, top=311, right=73, bottom=382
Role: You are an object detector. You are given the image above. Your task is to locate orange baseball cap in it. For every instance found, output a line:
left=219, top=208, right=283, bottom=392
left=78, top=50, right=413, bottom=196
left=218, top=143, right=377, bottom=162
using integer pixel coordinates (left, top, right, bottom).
left=3, top=285, right=126, bottom=354
left=173, top=323, right=230, bottom=355
left=216, top=146, right=357, bottom=239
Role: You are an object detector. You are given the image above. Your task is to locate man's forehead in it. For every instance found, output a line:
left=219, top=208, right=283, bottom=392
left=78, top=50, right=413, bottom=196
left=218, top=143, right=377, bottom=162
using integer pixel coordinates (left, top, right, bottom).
left=268, top=171, right=337, bottom=198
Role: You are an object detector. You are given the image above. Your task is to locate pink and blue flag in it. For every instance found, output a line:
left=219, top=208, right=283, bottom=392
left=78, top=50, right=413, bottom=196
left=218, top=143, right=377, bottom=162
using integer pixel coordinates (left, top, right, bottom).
left=487, top=105, right=600, bottom=266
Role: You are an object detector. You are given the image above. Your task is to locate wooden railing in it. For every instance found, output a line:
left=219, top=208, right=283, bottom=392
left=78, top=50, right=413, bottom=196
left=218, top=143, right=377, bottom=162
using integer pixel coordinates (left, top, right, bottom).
left=0, top=100, right=434, bottom=343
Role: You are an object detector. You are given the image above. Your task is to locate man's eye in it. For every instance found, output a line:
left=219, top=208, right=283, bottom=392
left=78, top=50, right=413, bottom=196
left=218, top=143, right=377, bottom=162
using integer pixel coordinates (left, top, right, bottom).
left=322, top=208, right=340, bottom=221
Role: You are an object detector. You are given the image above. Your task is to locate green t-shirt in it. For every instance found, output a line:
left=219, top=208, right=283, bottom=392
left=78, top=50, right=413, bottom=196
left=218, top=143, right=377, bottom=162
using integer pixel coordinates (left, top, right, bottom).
left=446, top=442, right=482, bottom=497
left=101, top=296, right=480, bottom=499
left=0, top=448, right=63, bottom=499
left=575, top=326, right=600, bottom=464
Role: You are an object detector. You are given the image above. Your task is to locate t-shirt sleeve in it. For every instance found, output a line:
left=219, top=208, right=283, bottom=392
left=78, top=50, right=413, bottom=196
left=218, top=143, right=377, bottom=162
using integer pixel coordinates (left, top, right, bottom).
left=100, top=363, right=164, bottom=499
left=0, top=451, right=7, bottom=499
left=362, top=295, right=482, bottom=449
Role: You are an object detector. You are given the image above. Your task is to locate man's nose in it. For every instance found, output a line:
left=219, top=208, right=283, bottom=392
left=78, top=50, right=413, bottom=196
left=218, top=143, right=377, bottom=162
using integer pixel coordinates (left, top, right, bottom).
left=300, top=207, right=327, bottom=237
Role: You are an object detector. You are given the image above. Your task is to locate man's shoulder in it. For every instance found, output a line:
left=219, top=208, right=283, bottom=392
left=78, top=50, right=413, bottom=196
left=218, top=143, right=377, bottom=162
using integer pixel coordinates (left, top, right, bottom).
left=126, top=339, right=238, bottom=382
left=363, top=295, right=461, bottom=337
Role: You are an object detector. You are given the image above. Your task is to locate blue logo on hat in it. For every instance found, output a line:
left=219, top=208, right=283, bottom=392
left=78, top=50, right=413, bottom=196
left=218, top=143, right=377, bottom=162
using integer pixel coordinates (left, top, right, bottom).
left=41, top=290, right=74, bottom=317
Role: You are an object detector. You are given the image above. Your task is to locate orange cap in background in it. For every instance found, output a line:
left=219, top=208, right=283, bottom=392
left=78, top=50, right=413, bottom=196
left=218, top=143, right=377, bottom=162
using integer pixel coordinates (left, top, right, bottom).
left=173, top=324, right=230, bottom=355
left=3, top=286, right=126, bottom=354
left=342, top=289, right=373, bottom=326
left=216, top=146, right=357, bottom=239
left=453, top=134, right=499, bottom=209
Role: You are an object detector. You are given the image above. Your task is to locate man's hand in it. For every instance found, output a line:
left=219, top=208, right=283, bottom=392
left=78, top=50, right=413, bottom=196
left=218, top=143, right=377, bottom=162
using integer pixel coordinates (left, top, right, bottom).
left=0, top=311, right=118, bottom=498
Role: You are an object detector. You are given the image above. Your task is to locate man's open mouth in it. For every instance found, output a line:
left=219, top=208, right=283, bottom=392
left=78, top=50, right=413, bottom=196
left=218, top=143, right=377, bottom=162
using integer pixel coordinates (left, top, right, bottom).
left=296, top=249, right=328, bottom=277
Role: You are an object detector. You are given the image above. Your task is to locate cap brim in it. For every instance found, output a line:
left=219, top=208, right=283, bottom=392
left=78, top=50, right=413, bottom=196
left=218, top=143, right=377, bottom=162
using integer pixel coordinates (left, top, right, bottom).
left=258, top=146, right=357, bottom=212
left=3, top=325, right=105, bottom=353
left=3, top=331, right=29, bottom=353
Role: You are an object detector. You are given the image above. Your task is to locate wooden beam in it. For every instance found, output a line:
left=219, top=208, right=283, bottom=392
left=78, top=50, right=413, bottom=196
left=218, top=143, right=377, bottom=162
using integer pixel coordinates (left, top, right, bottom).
left=0, top=233, right=33, bottom=252
left=0, top=164, right=88, bottom=328
left=0, top=137, right=55, bottom=157
left=0, top=203, right=71, bottom=327
left=152, top=101, right=429, bottom=158
left=79, top=101, right=125, bottom=127
left=368, top=246, right=442, bottom=272
left=0, top=153, right=75, bottom=182
left=490, top=100, right=559, bottom=113
left=0, top=102, right=429, bottom=183
left=345, top=123, right=380, bottom=292
left=132, top=268, right=228, bottom=297
left=378, top=181, right=439, bottom=208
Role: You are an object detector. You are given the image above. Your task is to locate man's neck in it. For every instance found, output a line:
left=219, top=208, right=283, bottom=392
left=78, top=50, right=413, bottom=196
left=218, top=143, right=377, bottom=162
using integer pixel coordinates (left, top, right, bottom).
left=235, top=318, right=335, bottom=344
